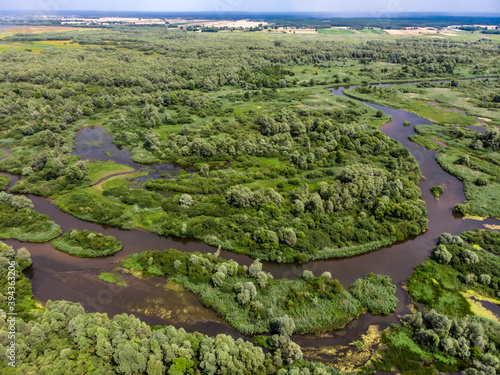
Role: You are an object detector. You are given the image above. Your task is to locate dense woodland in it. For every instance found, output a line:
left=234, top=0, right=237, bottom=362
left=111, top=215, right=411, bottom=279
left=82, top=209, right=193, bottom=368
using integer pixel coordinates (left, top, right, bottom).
left=4, top=28, right=498, bottom=260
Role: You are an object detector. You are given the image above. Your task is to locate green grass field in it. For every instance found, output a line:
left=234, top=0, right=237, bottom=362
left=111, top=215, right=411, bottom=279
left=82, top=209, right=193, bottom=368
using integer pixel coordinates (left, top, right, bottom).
left=86, top=161, right=135, bottom=184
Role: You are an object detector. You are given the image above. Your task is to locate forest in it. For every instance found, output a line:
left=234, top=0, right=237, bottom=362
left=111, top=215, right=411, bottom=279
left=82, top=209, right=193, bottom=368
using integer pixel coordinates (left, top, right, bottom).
left=0, top=23, right=499, bottom=374
left=4, top=27, right=499, bottom=260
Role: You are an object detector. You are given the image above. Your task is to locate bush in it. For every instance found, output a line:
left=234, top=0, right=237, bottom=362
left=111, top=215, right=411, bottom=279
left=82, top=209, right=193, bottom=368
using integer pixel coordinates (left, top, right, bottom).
left=430, top=185, right=444, bottom=198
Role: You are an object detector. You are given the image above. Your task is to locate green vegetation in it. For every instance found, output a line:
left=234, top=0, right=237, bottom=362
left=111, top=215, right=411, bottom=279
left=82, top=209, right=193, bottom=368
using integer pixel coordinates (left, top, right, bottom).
left=360, top=231, right=500, bottom=374
left=407, top=256, right=472, bottom=318
left=1, top=25, right=500, bottom=374
left=86, top=160, right=135, bottom=184
left=430, top=185, right=444, bottom=198
left=318, top=28, right=355, bottom=35
left=0, top=241, right=36, bottom=320
left=122, top=249, right=366, bottom=334
left=408, top=231, right=500, bottom=317
left=0, top=175, right=9, bottom=190
left=461, top=230, right=500, bottom=256
left=0, top=192, right=61, bottom=242
left=98, top=272, right=127, bottom=286
left=408, top=134, right=440, bottom=150
left=52, top=229, right=122, bottom=257
left=438, top=147, right=500, bottom=217
left=349, top=273, right=398, bottom=315
left=412, top=123, right=500, bottom=216
left=363, top=311, right=500, bottom=375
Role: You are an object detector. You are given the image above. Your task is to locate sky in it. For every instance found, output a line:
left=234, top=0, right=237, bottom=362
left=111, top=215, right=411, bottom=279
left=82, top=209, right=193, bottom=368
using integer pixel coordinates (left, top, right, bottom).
left=1, top=0, right=499, bottom=15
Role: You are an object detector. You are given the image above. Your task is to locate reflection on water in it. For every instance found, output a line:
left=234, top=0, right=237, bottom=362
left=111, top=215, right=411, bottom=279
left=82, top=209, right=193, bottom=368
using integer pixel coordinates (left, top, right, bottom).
left=1, top=79, right=499, bottom=366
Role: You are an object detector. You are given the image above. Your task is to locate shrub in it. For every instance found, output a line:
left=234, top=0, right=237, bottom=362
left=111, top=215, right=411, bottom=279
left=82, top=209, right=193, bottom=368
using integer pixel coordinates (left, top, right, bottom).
left=179, top=194, right=194, bottom=208
left=478, top=274, right=491, bottom=285
left=249, top=259, right=263, bottom=278
left=461, top=250, right=479, bottom=265
left=350, top=273, right=398, bottom=315
left=211, top=271, right=226, bottom=287
left=475, top=177, right=488, bottom=186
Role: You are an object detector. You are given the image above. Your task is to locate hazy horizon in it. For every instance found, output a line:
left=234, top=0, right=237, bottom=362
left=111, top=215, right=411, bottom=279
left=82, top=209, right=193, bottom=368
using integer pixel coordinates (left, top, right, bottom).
left=1, top=0, right=498, bottom=16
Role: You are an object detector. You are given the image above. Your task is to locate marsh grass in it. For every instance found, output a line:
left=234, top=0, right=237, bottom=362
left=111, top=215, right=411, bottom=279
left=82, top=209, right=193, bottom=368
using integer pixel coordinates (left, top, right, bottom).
left=98, top=272, right=127, bottom=286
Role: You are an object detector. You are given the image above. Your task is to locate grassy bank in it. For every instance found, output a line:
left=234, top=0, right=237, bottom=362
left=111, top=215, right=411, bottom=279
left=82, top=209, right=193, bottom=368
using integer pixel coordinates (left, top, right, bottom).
left=408, top=134, right=441, bottom=150
left=408, top=231, right=500, bottom=317
left=52, top=229, right=122, bottom=257
left=86, top=160, right=135, bottom=185
left=437, top=147, right=500, bottom=218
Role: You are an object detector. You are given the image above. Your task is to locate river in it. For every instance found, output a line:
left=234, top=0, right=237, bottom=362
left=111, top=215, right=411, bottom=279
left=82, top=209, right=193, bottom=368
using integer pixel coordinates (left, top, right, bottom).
left=1, top=80, right=499, bottom=367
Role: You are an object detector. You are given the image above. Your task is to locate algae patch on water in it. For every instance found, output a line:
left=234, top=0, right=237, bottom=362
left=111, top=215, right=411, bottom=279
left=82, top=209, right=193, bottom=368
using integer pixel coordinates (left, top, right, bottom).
left=301, top=325, right=385, bottom=372
left=461, top=290, right=500, bottom=322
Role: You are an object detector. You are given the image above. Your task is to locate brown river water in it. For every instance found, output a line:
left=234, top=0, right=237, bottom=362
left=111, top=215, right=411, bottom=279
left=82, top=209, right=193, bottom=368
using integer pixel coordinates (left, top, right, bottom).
left=1, top=80, right=499, bottom=367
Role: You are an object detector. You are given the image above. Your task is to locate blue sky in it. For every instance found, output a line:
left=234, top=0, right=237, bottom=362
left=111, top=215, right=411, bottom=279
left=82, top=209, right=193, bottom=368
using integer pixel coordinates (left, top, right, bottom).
left=1, top=0, right=499, bottom=14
